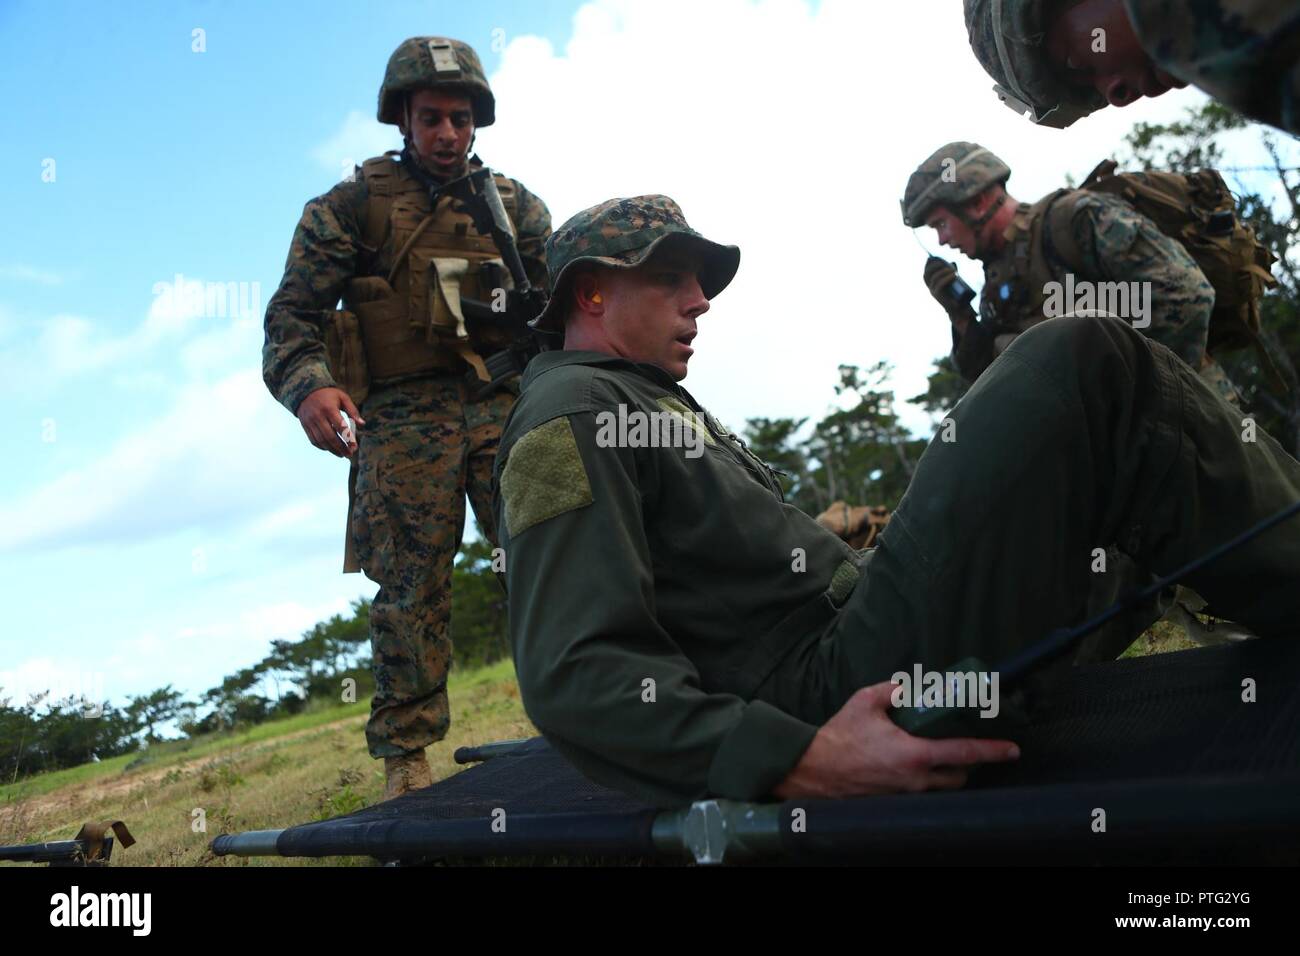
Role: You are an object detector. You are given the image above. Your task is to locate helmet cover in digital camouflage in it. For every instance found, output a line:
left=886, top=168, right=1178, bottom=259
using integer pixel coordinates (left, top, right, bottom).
left=901, top=141, right=1011, bottom=228
left=378, top=36, right=496, bottom=128
left=963, top=0, right=1106, bottom=128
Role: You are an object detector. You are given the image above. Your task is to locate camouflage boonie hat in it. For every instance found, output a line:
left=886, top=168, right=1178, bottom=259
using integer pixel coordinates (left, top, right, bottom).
left=378, top=37, right=496, bottom=127
left=530, top=195, right=741, bottom=333
left=901, top=141, right=1011, bottom=227
left=963, top=0, right=1105, bottom=129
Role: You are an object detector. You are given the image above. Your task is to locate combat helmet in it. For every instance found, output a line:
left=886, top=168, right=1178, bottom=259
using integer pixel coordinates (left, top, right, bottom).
left=901, top=141, right=1011, bottom=228
left=378, top=37, right=496, bottom=128
left=963, top=0, right=1105, bottom=128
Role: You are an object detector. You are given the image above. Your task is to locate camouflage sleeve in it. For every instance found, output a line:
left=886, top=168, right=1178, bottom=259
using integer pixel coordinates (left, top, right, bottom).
left=1054, top=192, right=1213, bottom=368
left=262, top=178, right=368, bottom=415
left=1125, top=0, right=1300, bottom=135
left=509, top=178, right=552, bottom=291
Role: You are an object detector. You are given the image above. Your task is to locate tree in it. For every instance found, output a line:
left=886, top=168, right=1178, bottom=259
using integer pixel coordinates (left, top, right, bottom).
left=450, top=535, right=510, bottom=669
left=124, top=685, right=183, bottom=743
left=909, top=355, right=970, bottom=420
left=742, top=416, right=811, bottom=505
left=743, top=362, right=930, bottom=516
left=803, top=362, right=927, bottom=512
left=0, top=690, right=138, bottom=782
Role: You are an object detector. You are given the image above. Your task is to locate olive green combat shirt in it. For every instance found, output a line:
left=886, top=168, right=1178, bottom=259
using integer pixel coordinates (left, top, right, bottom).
left=492, top=350, right=865, bottom=807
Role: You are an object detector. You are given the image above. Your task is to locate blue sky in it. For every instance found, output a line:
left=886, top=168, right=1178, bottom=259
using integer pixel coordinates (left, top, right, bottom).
left=0, top=0, right=582, bottom=711
left=3, top=0, right=1279, bottom=719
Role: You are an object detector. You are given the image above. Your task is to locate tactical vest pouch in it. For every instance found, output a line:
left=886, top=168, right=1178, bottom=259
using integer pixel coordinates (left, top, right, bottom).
left=1018, top=189, right=1074, bottom=327
left=418, top=255, right=490, bottom=382
left=425, top=256, right=471, bottom=342
left=350, top=275, right=458, bottom=383
left=324, top=308, right=370, bottom=406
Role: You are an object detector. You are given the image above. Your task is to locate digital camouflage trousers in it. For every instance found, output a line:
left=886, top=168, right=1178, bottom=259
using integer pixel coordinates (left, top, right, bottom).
left=351, top=372, right=516, bottom=758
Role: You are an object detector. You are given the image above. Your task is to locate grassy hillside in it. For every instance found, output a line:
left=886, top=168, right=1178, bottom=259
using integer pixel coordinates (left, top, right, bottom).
left=0, top=658, right=532, bottom=866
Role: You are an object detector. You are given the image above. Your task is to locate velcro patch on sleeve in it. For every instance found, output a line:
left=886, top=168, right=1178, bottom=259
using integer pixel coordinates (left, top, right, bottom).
left=654, top=396, right=716, bottom=446
left=500, top=416, right=595, bottom=537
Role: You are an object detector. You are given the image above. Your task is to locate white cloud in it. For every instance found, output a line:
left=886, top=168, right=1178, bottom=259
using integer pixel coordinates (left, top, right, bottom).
left=311, top=108, right=402, bottom=175
left=1, top=273, right=255, bottom=391
left=0, top=263, right=66, bottom=285
left=2, top=596, right=359, bottom=707
left=468, top=0, right=1210, bottom=434
left=177, top=316, right=262, bottom=380
left=0, top=368, right=324, bottom=553
left=0, top=658, right=106, bottom=708
left=173, top=599, right=350, bottom=660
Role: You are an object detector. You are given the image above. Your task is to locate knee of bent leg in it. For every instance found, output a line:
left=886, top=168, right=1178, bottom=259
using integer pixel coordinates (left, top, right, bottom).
left=1006, top=316, right=1139, bottom=384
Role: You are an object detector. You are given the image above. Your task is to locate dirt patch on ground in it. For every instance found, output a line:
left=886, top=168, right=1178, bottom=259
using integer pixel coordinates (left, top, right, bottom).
left=0, top=712, right=364, bottom=839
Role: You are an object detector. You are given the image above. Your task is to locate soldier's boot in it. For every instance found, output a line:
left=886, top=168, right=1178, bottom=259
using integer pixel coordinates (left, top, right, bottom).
left=382, top=749, right=433, bottom=800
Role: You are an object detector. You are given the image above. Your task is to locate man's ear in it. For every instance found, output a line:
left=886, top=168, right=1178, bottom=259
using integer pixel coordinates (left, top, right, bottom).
left=572, top=271, right=604, bottom=314
left=963, top=186, right=1004, bottom=224
left=966, top=188, right=994, bottom=217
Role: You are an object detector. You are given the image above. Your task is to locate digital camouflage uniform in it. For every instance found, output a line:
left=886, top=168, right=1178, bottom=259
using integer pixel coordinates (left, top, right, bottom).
left=963, top=0, right=1300, bottom=135
left=902, top=142, right=1238, bottom=403
left=493, top=195, right=1300, bottom=807
left=263, top=37, right=551, bottom=760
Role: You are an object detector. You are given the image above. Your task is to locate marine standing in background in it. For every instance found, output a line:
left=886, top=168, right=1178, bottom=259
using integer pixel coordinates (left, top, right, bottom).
left=262, top=37, right=551, bottom=798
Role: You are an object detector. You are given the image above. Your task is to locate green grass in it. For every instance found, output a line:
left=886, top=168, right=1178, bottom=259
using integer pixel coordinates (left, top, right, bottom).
left=0, top=699, right=373, bottom=804
left=0, top=658, right=519, bottom=805
left=0, top=657, right=531, bottom=866
left=1118, top=618, right=1199, bottom=658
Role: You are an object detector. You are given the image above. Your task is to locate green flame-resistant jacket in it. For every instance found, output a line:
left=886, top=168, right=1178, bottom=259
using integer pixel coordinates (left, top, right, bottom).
left=492, top=350, right=865, bottom=807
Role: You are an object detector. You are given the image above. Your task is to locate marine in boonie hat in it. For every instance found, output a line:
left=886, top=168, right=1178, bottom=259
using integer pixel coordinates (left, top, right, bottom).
left=529, top=195, right=740, bottom=334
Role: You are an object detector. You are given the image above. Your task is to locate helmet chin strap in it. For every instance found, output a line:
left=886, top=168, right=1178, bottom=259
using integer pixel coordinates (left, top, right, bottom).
left=963, top=190, right=1007, bottom=232
left=956, top=190, right=1008, bottom=255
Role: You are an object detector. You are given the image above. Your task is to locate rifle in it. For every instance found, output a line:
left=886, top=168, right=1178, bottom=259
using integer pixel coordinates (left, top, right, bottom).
left=402, top=152, right=550, bottom=396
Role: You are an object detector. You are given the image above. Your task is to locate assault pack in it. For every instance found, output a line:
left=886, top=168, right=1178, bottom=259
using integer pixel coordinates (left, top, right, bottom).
left=1032, top=159, right=1279, bottom=367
